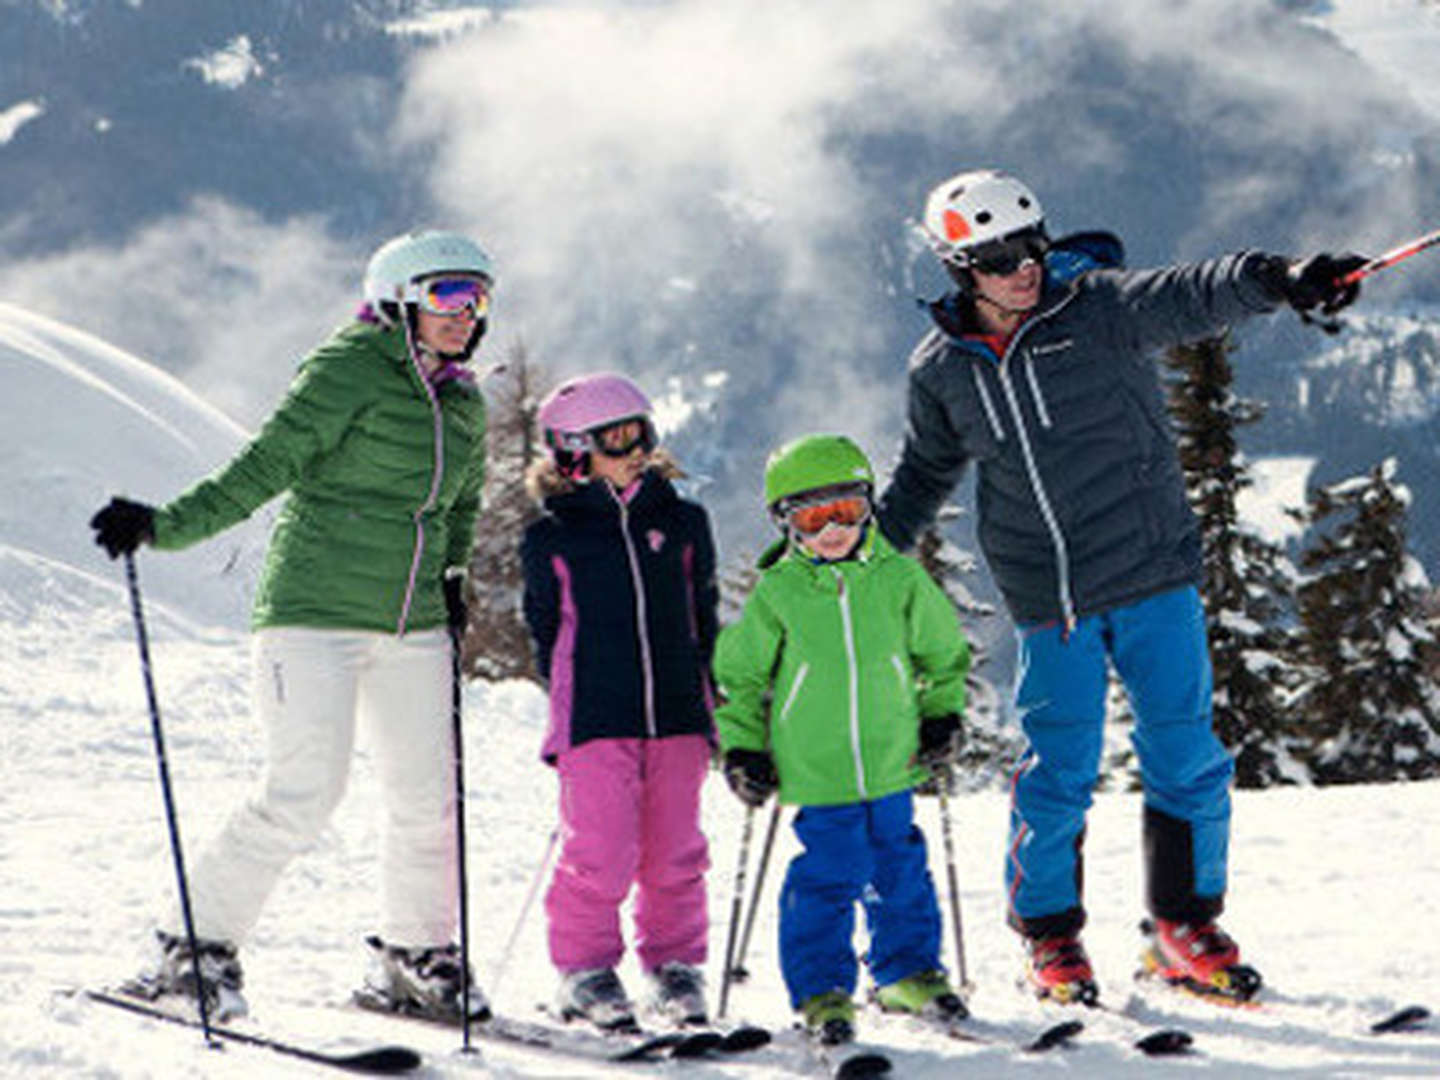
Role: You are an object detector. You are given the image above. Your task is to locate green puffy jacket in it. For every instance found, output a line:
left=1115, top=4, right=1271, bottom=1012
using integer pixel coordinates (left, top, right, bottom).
left=151, top=320, right=486, bottom=634
left=714, top=529, right=970, bottom=807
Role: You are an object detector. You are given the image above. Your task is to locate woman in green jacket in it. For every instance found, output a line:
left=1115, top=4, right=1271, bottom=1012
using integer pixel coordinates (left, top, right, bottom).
left=89, top=230, right=493, bottom=1023
left=714, top=434, right=971, bottom=1045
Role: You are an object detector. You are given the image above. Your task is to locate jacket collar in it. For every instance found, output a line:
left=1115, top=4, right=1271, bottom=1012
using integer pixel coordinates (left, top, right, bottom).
left=545, top=468, right=673, bottom=522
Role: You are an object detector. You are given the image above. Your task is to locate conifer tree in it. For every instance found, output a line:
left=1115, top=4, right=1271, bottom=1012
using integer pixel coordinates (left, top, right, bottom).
left=461, top=341, right=547, bottom=681
left=913, top=512, right=1018, bottom=789
left=1291, top=459, right=1440, bottom=782
left=1164, top=335, right=1301, bottom=786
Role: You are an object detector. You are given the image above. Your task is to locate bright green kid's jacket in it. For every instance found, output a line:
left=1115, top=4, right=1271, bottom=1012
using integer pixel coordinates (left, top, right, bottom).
left=149, top=319, right=486, bottom=635
left=714, top=528, right=970, bottom=807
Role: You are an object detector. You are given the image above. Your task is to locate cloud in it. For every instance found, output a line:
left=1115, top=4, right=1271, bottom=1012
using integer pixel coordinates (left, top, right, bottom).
left=0, top=199, right=357, bottom=425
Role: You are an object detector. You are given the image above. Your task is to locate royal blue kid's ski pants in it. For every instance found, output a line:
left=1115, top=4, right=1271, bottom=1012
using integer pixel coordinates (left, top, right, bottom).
left=1005, top=586, right=1234, bottom=939
left=779, top=789, right=943, bottom=1009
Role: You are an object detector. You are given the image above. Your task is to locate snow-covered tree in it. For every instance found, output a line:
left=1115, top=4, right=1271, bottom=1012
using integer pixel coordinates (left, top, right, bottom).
left=1291, top=459, right=1440, bottom=782
left=461, top=341, right=547, bottom=681
left=1164, top=335, right=1303, bottom=787
left=913, top=511, right=1019, bottom=790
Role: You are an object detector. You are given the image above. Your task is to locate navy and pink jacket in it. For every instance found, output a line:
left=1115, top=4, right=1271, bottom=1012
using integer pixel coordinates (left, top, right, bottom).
left=521, top=467, right=718, bottom=764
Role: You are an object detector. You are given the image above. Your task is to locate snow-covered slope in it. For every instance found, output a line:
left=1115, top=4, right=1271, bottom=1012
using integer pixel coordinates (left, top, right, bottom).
left=0, top=302, right=269, bottom=632
left=5, top=627, right=1440, bottom=1078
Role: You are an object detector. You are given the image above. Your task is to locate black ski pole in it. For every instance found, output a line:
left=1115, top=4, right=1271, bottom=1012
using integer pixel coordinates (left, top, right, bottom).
left=123, top=552, right=215, bottom=1045
left=730, top=801, right=781, bottom=984
left=449, top=625, right=476, bottom=1054
left=934, top=765, right=970, bottom=994
left=716, top=804, right=756, bottom=1020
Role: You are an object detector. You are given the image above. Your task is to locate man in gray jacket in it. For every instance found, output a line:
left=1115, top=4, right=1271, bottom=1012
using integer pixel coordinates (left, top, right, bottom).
left=875, top=169, right=1363, bottom=1005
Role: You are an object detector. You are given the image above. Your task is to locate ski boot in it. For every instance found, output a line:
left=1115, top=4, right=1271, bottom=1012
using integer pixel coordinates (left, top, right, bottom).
left=1139, top=918, right=1262, bottom=1002
left=1024, top=934, right=1099, bottom=1005
left=646, top=961, right=708, bottom=1026
left=355, top=934, right=491, bottom=1023
left=801, top=990, right=856, bottom=1046
left=556, top=967, right=639, bottom=1032
left=873, top=969, right=968, bottom=1021
left=122, top=930, right=248, bottom=1021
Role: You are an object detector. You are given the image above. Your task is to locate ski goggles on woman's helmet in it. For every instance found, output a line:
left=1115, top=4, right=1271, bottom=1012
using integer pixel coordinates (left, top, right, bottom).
left=784, top=491, right=871, bottom=535
left=965, top=229, right=1050, bottom=276
left=415, top=275, right=492, bottom=318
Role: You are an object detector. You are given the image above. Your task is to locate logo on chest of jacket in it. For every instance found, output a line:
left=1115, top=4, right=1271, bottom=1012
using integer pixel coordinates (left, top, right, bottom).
left=646, top=529, right=667, bottom=553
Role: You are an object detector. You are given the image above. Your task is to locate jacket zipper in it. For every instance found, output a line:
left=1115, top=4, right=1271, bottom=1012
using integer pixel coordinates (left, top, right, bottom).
left=397, top=345, right=448, bottom=636
left=1023, top=352, right=1053, bottom=429
left=832, top=567, right=868, bottom=800
left=778, top=662, right=809, bottom=729
left=992, top=308, right=1078, bottom=632
left=890, top=653, right=908, bottom=696
left=971, top=366, right=1007, bottom=442
left=613, top=490, right=658, bottom=737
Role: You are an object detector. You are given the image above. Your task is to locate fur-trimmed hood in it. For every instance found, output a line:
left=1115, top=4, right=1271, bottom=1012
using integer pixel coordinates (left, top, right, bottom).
left=525, top=448, right=686, bottom=503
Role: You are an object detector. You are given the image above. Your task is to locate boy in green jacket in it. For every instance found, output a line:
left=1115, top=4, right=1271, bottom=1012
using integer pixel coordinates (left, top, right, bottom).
left=714, top=434, right=971, bottom=1045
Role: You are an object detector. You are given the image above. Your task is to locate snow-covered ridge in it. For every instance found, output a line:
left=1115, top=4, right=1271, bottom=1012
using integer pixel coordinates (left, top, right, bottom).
left=0, top=302, right=268, bottom=632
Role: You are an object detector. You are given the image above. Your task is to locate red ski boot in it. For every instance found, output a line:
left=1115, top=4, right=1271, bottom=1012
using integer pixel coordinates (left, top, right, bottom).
left=1024, top=935, right=1099, bottom=1006
left=1139, top=918, right=1262, bottom=1002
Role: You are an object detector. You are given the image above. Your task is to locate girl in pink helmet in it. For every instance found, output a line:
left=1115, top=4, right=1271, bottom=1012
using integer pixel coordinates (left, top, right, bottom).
left=521, top=372, right=719, bottom=1032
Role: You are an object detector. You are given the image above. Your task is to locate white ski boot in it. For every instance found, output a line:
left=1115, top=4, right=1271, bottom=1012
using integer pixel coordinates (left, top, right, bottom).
left=356, top=934, right=491, bottom=1023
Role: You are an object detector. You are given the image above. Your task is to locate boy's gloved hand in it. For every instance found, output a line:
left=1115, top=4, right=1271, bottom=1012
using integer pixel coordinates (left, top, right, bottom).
left=916, top=713, right=964, bottom=768
left=90, top=496, right=155, bottom=559
left=723, top=748, right=779, bottom=808
left=443, top=574, right=468, bottom=638
left=1261, top=252, right=1368, bottom=315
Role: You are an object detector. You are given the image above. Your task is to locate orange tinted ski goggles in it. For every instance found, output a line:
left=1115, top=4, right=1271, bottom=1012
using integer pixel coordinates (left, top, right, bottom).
left=786, top=494, right=871, bottom=535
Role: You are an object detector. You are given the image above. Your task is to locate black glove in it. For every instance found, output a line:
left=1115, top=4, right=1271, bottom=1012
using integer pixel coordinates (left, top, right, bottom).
left=1263, top=252, right=1368, bottom=316
left=89, top=497, right=155, bottom=559
left=443, top=574, right=468, bottom=638
left=723, top=748, right=779, bottom=808
left=916, top=713, right=964, bottom=768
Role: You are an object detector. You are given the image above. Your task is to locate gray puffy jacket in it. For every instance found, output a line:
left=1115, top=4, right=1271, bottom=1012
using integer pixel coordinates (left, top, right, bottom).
left=876, top=237, right=1284, bottom=628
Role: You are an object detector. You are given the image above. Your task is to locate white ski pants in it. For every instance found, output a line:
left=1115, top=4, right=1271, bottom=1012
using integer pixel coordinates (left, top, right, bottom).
left=172, top=626, right=458, bottom=948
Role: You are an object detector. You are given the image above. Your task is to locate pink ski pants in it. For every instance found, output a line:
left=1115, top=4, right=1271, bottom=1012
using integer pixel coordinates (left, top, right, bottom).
left=546, top=734, right=710, bottom=974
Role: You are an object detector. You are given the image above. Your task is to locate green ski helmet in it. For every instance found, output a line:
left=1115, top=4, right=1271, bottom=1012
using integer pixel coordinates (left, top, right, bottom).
left=763, top=434, right=875, bottom=516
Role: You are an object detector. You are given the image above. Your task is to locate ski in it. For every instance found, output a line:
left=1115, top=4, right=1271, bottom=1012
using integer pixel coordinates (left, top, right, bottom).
left=876, top=1006, right=1084, bottom=1053
left=1370, top=1004, right=1431, bottom=1034
left=81, top=987, right=421, bottom=1074
left=1081, top=1000, right=1195, bottom=1056
left=802, top=1033, right=892, bottom=1079
left=353, top=992, right=768, bottom=1063
left=1135, top=976, right=1430, bottom=1039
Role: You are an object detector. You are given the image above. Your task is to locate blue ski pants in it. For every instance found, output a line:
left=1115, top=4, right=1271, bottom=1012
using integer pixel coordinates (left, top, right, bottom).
left=778, top=789, right=943, bottom=1009
left=1004, top=586, right=1234, bottom=938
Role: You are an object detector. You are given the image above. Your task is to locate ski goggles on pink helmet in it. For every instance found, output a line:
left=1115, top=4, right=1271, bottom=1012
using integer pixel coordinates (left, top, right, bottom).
left=547, top=416, right=657, bottom=459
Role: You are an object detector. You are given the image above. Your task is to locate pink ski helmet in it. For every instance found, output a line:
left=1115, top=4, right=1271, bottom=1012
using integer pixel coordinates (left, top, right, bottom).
left=537, top=372, right=655, bottom=478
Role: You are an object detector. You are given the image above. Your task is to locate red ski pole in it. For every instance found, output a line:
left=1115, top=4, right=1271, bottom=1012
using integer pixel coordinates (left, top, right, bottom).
left=1339, top=228, right=1440, bottom=286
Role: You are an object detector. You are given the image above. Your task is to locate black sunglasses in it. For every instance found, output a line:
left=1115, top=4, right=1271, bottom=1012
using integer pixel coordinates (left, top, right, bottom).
left=967, top=231, right=1050, bottom=276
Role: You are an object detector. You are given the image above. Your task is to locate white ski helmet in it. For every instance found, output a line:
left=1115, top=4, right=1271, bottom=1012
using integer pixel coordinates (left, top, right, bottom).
left=363, top=230, right=494, bottom=313
left=921, top=169, right=1044, bottom=267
